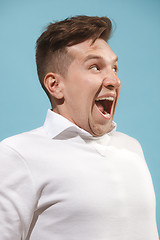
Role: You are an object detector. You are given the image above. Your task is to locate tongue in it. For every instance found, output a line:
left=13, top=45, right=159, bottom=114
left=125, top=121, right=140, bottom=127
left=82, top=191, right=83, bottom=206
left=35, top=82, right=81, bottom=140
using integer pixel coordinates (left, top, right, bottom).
left=95, top=101, right=104, bottom=113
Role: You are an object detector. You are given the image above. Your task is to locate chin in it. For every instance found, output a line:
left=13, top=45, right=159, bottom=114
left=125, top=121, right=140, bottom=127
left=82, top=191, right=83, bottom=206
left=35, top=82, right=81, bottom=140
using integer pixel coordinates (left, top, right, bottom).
left=89, top=123, right=112, bottom=137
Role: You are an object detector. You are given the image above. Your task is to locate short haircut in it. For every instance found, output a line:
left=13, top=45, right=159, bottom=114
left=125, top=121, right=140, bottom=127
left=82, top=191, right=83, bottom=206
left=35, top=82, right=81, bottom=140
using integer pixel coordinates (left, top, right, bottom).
left=36, top=15, right=112, bottom=98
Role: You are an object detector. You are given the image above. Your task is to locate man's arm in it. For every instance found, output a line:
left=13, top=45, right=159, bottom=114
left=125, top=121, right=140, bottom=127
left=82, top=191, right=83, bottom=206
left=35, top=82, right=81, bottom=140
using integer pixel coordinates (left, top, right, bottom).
left=0, top=143, right=36, bottom=239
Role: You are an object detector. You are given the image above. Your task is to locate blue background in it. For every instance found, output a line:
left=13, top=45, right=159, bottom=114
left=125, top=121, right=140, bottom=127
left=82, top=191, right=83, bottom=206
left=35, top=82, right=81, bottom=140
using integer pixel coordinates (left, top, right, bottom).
left=0, top=0, right=160, bottom=234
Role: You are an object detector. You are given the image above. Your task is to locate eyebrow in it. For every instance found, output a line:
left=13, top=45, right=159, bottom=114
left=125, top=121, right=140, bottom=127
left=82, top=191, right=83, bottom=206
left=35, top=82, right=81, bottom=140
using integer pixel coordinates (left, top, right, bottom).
left=83, top=54, right=118, bottom=63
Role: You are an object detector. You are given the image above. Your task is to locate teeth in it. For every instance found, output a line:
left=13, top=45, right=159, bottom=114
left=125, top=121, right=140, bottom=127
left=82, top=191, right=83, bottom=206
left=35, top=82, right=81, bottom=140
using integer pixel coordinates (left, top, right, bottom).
left=96, top=97, right=114, bottom=101
left=103, top=111, right=110, bottom=116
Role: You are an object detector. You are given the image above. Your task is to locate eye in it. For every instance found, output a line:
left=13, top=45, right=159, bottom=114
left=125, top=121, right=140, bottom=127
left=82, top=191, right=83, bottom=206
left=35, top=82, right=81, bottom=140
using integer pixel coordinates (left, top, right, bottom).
left=89, top=65, right=100, bottom=71
left=112, top=65, right=118, bottom=73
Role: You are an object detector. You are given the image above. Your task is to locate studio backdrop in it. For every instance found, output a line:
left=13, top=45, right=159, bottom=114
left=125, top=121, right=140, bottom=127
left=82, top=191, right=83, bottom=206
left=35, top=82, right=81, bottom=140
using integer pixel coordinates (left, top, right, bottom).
left=0, top=0, right=160, bottom=234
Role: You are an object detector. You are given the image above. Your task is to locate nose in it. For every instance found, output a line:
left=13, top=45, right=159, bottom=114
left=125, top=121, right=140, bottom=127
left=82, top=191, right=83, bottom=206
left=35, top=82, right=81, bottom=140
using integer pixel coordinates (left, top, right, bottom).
left=103, top=72, right=121, bottom=90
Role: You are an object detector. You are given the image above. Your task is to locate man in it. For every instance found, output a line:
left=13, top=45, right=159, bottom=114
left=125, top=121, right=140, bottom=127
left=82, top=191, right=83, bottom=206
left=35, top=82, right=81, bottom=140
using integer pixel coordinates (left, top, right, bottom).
left=0, top=16, right=159, bottom=239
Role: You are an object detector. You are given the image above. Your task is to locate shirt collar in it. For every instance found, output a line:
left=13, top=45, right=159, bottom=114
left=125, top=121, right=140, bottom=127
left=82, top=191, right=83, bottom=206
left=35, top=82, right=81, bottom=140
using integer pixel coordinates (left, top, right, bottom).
left=43, top=109, right=117, bottom=139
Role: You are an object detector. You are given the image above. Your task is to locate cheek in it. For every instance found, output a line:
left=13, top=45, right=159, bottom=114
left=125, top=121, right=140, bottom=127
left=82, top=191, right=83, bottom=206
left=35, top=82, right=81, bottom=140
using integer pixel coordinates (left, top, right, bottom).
left=84, top=77, right=101, bottom=97
left=72, top=79, right=98, bottom=99
left=64, top=71, right=101, bottom=108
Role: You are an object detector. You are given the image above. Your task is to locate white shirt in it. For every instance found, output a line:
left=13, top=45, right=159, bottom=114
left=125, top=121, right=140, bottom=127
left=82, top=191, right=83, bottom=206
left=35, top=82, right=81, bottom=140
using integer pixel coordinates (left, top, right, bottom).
left=0, top=110, right=159, bottom=240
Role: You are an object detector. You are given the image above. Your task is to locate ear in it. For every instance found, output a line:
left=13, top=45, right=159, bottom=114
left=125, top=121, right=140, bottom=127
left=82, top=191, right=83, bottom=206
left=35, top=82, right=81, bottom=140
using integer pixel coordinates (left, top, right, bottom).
left=44, top=72, right=64, bottom=99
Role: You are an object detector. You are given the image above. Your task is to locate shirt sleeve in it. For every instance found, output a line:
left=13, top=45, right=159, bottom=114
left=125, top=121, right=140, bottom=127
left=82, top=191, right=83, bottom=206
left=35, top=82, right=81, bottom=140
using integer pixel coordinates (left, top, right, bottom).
left=0, top=142, right=36, bottom=240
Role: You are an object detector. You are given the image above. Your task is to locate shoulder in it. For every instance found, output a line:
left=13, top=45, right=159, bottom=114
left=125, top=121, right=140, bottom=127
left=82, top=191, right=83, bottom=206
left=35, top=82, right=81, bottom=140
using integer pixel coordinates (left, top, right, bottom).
left=0, top=141, right=32, bottom=177
left=0, top=141, right=22, bottom=161
left=1, top=126, right=47, bottom=149
left=111, top=131, right=144, bottom=158
left=113, top=131, right=139, bottom=144
left=0, top=141, right=36, bottom=195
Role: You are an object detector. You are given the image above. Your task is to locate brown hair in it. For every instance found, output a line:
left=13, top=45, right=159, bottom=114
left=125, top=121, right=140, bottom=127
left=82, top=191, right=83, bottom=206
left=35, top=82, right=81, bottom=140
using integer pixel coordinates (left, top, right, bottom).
left=36, top=15, right=112, bottom=98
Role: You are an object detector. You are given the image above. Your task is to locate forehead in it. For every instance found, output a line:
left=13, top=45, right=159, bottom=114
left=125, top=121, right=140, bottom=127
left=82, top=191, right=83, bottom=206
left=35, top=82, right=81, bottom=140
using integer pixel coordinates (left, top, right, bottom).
left=67, top=38, right=118, bottom=63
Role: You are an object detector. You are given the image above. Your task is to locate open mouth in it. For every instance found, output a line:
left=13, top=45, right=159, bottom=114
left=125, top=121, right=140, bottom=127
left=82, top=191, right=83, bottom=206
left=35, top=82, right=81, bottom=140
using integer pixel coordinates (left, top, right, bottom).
left=95, top=97, right=114, bottom=117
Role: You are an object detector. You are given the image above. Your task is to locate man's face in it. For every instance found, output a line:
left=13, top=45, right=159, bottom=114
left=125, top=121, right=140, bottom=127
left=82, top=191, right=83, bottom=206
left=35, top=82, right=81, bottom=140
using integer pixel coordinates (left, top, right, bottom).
left=57, top=38, right=121, bottom=136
